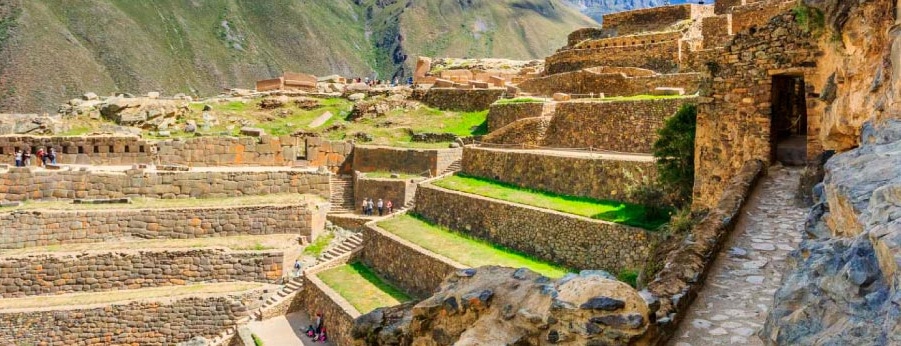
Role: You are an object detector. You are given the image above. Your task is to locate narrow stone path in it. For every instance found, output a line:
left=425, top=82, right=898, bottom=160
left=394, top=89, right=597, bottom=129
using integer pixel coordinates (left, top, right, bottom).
left=669, top=166, right=806, bottom=345
left=246, top=311, right=332, bottom=346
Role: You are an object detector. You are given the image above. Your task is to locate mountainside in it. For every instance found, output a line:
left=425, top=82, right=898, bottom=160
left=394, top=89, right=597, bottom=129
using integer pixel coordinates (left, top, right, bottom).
left=563, top=0, right=694, bottom=22
left=0, top=0, right=598, bottom=113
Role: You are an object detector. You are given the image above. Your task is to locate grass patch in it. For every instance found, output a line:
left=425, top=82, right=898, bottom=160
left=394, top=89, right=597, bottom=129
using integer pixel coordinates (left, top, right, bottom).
left=378, top=214, right=570, bottom=278
left=303, top=233, right=334, bottom=257
left=617, top=269, right=639, bottom=288
left=793, top=3, right=825, bottom=36
left=494, top=97, right=545, bottom=105
left=317, top=262, right=410, bottom=313
left=432, top=175, right=669, bottom=230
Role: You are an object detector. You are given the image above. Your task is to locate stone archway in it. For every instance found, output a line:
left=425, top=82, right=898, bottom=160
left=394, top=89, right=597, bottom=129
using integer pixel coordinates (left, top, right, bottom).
left=770, top=74, right=809, bottom=166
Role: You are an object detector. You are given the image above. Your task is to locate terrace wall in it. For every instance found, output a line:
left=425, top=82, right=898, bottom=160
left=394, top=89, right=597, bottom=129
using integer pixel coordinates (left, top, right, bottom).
left=0, top=168, right=330, bottom=202
left=462, top=147, right=657, bottom=203
left=732, top=0, right=795, bottom=34
left=574, top=31, right=683, bottom=49
left=419, top=88, right=506, bottom=111
left=360, top=222, right=463, bottom=298
left=545, top=40, right=684, bottom=75
left=602, top=4, right=713, bottom=35
left=702, top=14, right=734, bottom=49
left=543, top=98, right=693, bottom=153
left=480, top=116, right=552, bottom=146
left=352, top=146, right=461, bottom=177
left=0, top=249, right=284, bottom=298
left=414, top=184, right=659, bottom=273
left=518, top=70, right=700, bottom=97
left=0, top=135, right=304, bottom=167
left=486, top=102, right=553, bottom=132
left=305, top=137, right=354, bottom=173
left=354, top=174, right=419, bottom=212
left=0, top=295, right=253, bottom=345
left=297, top=252, right=360, bottom=346
left=0, top=203, right=328, bottom=249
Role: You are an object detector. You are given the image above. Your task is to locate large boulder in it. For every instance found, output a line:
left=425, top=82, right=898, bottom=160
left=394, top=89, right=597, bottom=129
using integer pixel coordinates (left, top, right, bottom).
left=353, top=266, right=651, bottom=345
left=98, top=97, right=189, bottom=129
left=763, top=119, right=901, bottom=345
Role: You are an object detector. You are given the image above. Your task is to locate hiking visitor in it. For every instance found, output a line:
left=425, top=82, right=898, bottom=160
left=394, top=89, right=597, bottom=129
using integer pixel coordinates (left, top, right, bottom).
left=313, top=312, right=323, bottom=335
left=22, top=150, right=31, bottom=166
left=304, top=325, right=315, bottom=337
left=362, top=198, right=369, bottom=215
left=377, top=198, right=384, bottom=216
left=386, top=200, right=393, bottom=214
left=293, top=259, right=302, bottom=277
left=367, top=198, right=375, bottom=216
left=48, top=148, right=57, bottom=165
left=36, top=147, right=45, bottom=167
left=14, top=150, right=22, bottom=167
left=317, top=327, right=328, bottom=342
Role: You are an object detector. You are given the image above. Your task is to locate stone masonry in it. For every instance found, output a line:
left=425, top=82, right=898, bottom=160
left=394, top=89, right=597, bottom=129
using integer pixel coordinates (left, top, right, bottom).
left=0, top=168, right=330, bottom=202
left=0, top=203, right=327, bottom=249
left=487, top=101, right=553, bottom=132
left=354, top=174, right=420, bottom=212
left=414, top=183, right=658, bottom=273
left=462, top=147, right=657, bottom=203
left=0, top=249, right=283, bottom=298
left=352, top=145, right=461, bottom=176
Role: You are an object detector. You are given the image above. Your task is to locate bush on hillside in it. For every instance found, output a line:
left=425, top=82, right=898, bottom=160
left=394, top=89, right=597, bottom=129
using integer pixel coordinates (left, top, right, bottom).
left=653, top=103, right=697, bottom=207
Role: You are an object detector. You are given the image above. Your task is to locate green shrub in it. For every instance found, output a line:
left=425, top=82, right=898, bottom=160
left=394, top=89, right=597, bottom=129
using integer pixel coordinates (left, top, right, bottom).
left=653, top=104, right=697, bottom=207
left=252, top=334, right=264, bottom=346
left=793, top=3, right=825, bottom=36
left=617, top=269, right=639, bottom=288
left=628, top=184, right=668, bottom=221
left=663, top=207, right=695, bottom=235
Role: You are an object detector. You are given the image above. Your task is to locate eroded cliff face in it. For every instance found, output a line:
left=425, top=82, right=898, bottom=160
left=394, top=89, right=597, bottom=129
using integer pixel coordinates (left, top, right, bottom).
left=763, top=1, right=901, bottom=344
left=353, top=266, right=653, bottom=345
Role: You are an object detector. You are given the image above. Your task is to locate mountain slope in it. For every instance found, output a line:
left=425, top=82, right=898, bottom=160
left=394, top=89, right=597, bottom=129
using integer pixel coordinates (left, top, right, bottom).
left=0, top=0, right=599, bottom=112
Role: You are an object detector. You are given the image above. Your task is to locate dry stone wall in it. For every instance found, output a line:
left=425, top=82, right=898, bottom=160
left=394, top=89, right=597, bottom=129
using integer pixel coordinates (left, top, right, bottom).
left=0, top=295, right=252, bottom=345
left=519, top=70, right=700, bottom=97
left=305, top=137, right=354, bottom=173
left=0, top=168, right=330, bottom=202
left=0, top=249, right=283, bottom=297
left=414, top=184, right=658, bottom=273
left=0, top=135, right=305, bottom=167
left=487, top=102, right=552, bottom=132
left=354, top=174, right=419, bottom=212
left=731, top=0, right=796, bottom=34
left=462, top=147, right=657, bottom=203
left=0, top=204, right=327, bottom=249
left=702, top=15, right=733, bottom=49
left=545, top=41, right=684, bottom=74
left=693, top=12, right=819, bottom=210
left=360, top=222, right=463, bottom=298
left=543, top=98, right=693, bottom=153
left=298, top=253, right=360, bottom=346
left=352, top=146, right=461, bottom=176
left=481, top=117, right=552, bottom=146
left=419, top=88, right=506, bottom=111
left=602, top=4, right=711, bottom=35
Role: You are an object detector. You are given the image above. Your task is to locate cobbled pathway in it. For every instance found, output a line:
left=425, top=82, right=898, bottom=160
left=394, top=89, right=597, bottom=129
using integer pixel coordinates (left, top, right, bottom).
left=669, top=166, right=806, bottom=345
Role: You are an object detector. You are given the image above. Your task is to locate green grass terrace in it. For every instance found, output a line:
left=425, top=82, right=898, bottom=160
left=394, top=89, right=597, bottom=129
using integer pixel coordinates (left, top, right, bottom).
left=432, top=175, right=669, bottom=230
left=377, top=214, right=570, bottom=278
left=317, top=262, right=411, bottom=314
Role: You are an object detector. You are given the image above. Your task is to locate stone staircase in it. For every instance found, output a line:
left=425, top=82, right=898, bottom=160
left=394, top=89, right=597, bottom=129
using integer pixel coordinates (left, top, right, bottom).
left=208, top=315, right=253, bottom=346
left=318, top=232, right=363, bottom=262
left=439, top=159, right=462, bottom=176
left=328, top=175, right=355, bottom=214
left=246, top=276, right=305, bottom=321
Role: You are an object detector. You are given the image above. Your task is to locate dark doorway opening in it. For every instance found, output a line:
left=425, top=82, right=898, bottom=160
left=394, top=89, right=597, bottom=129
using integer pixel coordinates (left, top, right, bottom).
left=771, top=75, right=808, bottom=166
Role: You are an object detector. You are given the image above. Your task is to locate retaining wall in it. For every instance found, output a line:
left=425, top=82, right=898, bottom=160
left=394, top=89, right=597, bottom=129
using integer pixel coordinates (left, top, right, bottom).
left=360, top=222, right=462, bottom=298
left=0, top=249, right=284, bottom=298
left=0, top=203, right=328, bottom=249
left=354, top=174, right=419, bottom=213
left=420, top=88, right=506, bottom=112
left=702, top=14, right=733, bottom=49
left=298, top=252, right=361, bottom=346
left=414, top=184, right=658, bottom=273
left=0, top=167, right=330, bottom=202
left=519, top=70, right=700, bottom=98
left=487, top=102, right=552, bottom=132
left=732, top=0, right=795, bottom=34
left=545, top=41, right=685, bottom=75
left=352, top=146, right=461, bottom=176
left=462, top=147, right=657, bottom=203
left=305, top=137, right=354, bottom=173
left=602, top=4, right=712, bottom=35
left=0, top=295, right=253, bottom=345
left=543, top=98, right=693, bottom=153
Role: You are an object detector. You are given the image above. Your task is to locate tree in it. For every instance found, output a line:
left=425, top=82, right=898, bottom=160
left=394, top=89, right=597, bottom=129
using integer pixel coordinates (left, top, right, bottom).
left=653, top=104, right=697, bottom=207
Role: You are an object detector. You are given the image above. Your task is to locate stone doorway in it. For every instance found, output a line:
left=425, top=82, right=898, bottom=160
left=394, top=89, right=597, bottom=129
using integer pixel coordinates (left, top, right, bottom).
left=770, top=75, right=808, bottom=166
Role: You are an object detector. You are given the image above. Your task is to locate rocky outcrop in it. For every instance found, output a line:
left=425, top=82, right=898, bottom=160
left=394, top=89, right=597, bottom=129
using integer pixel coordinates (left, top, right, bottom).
left=352, top=266, right=652, bottom=345
left=762, top=120, right=901, bottom=345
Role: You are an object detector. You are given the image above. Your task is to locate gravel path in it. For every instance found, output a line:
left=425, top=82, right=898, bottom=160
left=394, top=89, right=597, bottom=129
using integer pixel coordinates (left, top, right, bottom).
left=669, top=166, right=806, bottom=345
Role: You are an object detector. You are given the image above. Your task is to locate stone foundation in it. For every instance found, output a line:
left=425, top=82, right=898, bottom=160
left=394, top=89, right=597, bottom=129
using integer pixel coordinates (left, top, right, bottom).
left=487, top=102, right=553, bottom=132
left=360, top=221, right=463, bottom=298
left=414, top=184, right=658, bottom=273
left=0, top=168, right=330, bottom=202
left=0, top=294, right=254, bottom=345
left=353, top=173, right=419, bottom=213
left=0, top=203, right=327, bottom=249
left=461, top=147, right=657, bottom=203
left=419, top=88, right=506, bottom=112
left=0, top=249, right=284, bottom=297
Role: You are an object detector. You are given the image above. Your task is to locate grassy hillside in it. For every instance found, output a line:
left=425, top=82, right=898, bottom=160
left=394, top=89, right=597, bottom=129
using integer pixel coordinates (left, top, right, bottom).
left=0, top=0, right=598, bottom=113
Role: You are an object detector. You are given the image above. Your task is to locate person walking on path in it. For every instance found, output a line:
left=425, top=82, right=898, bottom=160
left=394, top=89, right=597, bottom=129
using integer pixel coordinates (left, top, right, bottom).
left=386, top=200, right=393, bottom=214
left=377, top=198, right=384, bottom=216
left=361, top=198, right=369, bottom=215
left=293, top=259, right=303, bottom=277
left=367, top=198, right=375, bottom=216
left=14, top=150, right=22, bottom=167
left=22, top=150, right=31, bottom=166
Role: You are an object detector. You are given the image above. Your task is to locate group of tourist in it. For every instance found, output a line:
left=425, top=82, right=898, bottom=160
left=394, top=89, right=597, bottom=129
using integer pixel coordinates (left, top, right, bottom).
left=304, top=312, right=328, bottom=342
left=352, top=76, right=414, bottom=88
left=361, top=198, right=393, bottom=216
left=13, top=147, right=57, bottom=167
